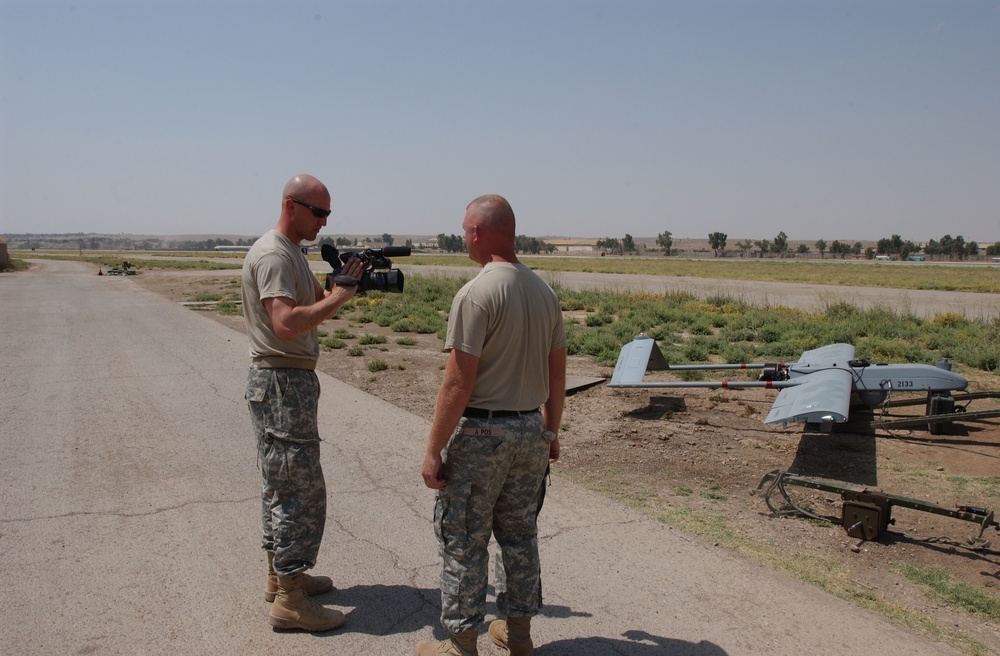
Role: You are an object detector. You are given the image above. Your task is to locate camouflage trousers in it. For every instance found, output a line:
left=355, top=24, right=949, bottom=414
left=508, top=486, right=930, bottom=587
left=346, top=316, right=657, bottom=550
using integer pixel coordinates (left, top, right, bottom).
left=494, top=463, right=549, bottom=613
left=434, top=412, right=554, bottom=634
left=246, top=366, right=326, bottom=577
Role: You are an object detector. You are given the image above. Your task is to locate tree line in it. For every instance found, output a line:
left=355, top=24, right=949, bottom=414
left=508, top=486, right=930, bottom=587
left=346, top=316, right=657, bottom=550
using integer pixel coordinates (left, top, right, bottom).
left=436, top=233, right=556, bottom=254
left=618, top=230, right=1000, bottom=260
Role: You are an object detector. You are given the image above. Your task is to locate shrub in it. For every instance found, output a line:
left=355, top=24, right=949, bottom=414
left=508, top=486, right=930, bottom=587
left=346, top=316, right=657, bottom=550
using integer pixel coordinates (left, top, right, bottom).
left=367, top=358, right=389, bottom=372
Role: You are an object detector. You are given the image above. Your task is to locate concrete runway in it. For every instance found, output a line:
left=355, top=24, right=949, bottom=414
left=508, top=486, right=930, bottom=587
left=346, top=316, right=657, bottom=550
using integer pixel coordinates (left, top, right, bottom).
left=0, top=259, right=962, bottom=655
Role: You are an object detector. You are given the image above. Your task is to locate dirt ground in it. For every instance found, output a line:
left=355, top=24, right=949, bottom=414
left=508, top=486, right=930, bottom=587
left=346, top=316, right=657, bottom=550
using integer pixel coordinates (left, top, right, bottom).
left=136, top=269, right=1000, bottom=653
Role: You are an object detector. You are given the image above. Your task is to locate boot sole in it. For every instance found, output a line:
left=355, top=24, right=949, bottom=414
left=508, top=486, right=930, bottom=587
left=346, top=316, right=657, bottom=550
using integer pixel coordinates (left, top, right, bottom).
left=268, top=615, right=345, bottom=632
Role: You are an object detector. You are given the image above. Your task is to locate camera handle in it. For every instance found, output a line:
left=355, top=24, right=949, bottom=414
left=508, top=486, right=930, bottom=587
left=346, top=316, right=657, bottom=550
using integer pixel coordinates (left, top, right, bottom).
left=325, top=273, right=359, bottom=291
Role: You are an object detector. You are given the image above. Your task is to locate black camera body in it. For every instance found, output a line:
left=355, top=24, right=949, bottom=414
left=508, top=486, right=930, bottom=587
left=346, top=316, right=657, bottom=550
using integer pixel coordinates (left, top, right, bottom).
left=321, top=243, right=410, bottom=294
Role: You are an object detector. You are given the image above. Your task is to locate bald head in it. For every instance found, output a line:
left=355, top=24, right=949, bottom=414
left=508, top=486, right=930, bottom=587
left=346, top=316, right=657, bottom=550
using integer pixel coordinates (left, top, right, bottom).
left=275, top=173, right=331, bottom=244
left=466, top=194, right=516, bottom=239
left=282, top=174, right=328, bottom=203
left=462, top=194, right=519, bottom=265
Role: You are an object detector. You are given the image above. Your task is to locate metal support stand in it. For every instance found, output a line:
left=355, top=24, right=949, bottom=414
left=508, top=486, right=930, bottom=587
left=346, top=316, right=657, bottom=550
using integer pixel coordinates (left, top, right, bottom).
left=752, top=469, right=999, bottom=548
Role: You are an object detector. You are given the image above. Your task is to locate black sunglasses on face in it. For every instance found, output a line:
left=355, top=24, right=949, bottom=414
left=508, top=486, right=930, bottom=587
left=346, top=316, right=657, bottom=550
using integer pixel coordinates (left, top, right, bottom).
left=287, top=197, right=331, bottom=219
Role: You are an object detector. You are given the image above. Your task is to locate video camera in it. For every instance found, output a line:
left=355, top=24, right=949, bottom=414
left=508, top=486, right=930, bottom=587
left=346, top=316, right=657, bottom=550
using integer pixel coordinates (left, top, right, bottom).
left=321, top=244, right=410, bottom=294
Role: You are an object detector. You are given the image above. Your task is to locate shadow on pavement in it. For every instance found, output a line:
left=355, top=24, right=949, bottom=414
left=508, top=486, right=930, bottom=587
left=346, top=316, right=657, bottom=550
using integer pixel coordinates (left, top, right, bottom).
left=326, top=583, right=441, bottom=636
left=327, top=584, right=728, bottom=655
left=539, top=630, right=727, bottom=655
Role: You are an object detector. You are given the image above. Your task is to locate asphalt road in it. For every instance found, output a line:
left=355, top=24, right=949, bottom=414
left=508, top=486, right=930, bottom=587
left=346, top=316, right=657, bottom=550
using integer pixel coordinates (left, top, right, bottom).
left=0, top=259, right=963, bottom=655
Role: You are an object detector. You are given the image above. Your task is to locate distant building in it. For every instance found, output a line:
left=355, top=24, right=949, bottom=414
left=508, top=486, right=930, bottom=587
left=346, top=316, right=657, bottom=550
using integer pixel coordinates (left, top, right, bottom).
left=546, top=239, right=598, bottom=254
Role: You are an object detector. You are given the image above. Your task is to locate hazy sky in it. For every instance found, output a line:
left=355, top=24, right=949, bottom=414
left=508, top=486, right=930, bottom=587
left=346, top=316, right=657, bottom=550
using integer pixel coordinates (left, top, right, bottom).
left=2, top=1, right=997, bottom=243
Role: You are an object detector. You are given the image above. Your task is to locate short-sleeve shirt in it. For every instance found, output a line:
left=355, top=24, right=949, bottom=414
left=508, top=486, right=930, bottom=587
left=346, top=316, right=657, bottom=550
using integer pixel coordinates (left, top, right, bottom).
left=446, top=262, right=566, bottom=411
left=241, top=230, right=321, bottom=361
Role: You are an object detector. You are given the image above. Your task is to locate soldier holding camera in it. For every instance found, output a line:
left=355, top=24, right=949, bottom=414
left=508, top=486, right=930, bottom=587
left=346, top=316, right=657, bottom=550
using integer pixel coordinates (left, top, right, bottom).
left=241, top=174, right=365, bottom=632
left=417, top=195, right=566, bottom=656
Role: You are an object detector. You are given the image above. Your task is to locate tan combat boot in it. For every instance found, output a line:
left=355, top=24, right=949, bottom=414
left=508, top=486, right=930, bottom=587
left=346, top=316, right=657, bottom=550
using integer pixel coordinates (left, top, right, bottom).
left=414, top=628, right=479, bottom=655
left=264, top=551, right=333, bottom=602
left=488, top=616, right=533, bottom=656
left=268, top=573, right=345, bottom=632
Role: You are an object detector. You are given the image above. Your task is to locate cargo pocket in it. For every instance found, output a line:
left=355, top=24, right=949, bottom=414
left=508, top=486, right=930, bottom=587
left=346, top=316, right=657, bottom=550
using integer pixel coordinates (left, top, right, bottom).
left=435, top=477, right=473, bottom=596
left=246, top=368, right=268, bottom=403
left=269, top=370, right=319, bottom=442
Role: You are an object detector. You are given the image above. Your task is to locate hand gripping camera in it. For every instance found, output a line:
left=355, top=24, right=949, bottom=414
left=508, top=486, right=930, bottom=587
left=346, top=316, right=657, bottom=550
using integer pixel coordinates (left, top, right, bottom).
left=321, top=243, right=410, bottom=294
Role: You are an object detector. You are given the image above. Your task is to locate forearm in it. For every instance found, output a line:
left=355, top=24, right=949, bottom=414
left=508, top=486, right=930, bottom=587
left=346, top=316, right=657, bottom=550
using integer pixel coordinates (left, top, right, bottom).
left=426, top=350, right=476, bottom=453
left=543, top=347, right=567, bottom=434
left=267, top=287, right=355, bottom=340
left=421, top=349, right=478, bottom=489
left=426, top=381, right=471, bottom=456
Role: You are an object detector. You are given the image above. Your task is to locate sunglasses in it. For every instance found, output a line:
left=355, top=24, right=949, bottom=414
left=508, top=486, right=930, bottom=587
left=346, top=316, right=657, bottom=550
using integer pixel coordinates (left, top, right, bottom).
left=287, top=197, right=331, bottom=219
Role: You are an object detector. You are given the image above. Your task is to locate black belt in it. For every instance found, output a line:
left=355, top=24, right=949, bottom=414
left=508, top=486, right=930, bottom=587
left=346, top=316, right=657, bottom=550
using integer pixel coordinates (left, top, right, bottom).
left=463, top=407, right=540, bottom=419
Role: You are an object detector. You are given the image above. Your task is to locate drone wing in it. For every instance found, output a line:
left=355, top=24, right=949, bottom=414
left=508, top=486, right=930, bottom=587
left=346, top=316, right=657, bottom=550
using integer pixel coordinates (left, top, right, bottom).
left=764, top=343, right=855, bottom=426
left=764, top=369, right=853, bottom=426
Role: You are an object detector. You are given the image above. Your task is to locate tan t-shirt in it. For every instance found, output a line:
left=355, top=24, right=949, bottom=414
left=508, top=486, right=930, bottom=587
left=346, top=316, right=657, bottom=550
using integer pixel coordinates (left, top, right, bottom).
left=241, top=230, right=321, bottom=362
left=446, top=262, right=566, bottom=411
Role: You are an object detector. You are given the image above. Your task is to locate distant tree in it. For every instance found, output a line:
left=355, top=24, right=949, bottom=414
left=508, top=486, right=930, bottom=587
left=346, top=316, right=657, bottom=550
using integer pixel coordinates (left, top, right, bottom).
left=852, top=241, right=863, bottom=257
left=829, top=240, right=847, bottom=258
left=515, top=235, right=547, bottom=254
left=944, top=236, right=972, bottom=258
left=708, top=232, right=728, bottom=257
left=987, top=241, right=1000, bottom=256
left=899, top=241, right=915, bottom=260
left=754, top=240, right=771, bottom=258
left=954, top=235, right=967, bottom=260
left=736, top=239, right=753, bottom=257
left=622, top=234, right=635, bottom=254
left=656, top=230, right=673, bottom=255
left=933, top=234, right=967, bottom=260
left=597, top=237, right=622, bottom=255
left=865, top=247, right=875, bottom=259
left=796, top=244, right=810, bottom=255
left=772, top=231, right=788, bottom=256
left=437, top=233, right=466, bottom=253
left=815, top=239, right=827, bottom=259
left=381, top=233, right=394, bottom=246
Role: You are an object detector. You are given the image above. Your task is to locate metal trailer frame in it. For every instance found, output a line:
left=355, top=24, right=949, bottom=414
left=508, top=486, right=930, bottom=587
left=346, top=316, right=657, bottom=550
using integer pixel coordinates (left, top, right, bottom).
left=752, top=469, right=999, bottom=547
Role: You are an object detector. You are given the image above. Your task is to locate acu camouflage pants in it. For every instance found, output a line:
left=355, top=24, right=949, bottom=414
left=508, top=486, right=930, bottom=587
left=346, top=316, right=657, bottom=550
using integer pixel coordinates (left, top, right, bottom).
left=435, top=412, right=554, bottom=634
left=246, top=366, right=326, bottom=577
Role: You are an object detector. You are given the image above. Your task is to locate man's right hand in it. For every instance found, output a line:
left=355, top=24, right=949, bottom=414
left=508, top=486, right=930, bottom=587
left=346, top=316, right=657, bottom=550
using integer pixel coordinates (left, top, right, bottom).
left=421, top=451, right=447, bottom=490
